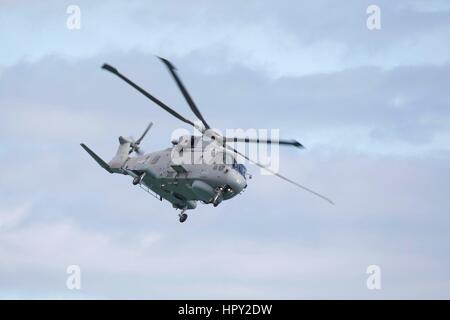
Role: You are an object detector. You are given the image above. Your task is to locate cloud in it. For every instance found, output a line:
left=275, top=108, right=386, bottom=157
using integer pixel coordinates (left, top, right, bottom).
left=0, top=203, right=31, bottom=229
left=1, top=1, right=449, bottom=76
left=1, top=53, right=449, bottom=156
left=1, top=1, right=450, bottom=299
left=1, top=198, right=450, bottom=299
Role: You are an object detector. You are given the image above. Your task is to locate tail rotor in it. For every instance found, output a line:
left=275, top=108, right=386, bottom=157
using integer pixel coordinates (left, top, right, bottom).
left=128, top=122, right=153, bottom=155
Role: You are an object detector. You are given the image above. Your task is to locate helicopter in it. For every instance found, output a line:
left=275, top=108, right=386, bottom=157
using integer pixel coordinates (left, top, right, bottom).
left=80, top=57, right=333, bottom=223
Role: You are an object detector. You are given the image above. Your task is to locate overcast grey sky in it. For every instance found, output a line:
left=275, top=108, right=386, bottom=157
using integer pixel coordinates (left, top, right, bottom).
left=1, top=0, right=450, bottom=299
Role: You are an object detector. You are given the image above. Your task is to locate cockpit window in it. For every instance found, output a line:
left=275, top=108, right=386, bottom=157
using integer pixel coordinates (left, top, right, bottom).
left=232, top=162, right=247, bottom=178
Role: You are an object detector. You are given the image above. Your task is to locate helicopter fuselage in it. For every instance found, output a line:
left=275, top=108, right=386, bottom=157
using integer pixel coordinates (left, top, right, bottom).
left=120, top=145, right=248, bottom=210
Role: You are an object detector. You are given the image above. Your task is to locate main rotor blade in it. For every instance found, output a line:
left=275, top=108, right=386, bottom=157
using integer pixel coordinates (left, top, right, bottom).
left=158, top=57, right=211, bottom=130
left=224, top=137, right=304, bottom=149
left=102, top=64, right=196, bottom=128
left=224, top=145, right=334, bottom=205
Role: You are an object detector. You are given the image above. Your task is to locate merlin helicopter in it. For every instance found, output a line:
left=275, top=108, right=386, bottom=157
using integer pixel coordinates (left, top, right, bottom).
left=81, top=57, right=333, bottom=223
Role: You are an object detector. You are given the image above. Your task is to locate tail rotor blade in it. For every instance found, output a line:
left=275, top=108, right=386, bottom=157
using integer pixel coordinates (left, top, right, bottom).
left=127, top=122, right=153, bottom=155
left=135, top=148, right=144, bottom=156
left=136, top=122, right=153, bottom=145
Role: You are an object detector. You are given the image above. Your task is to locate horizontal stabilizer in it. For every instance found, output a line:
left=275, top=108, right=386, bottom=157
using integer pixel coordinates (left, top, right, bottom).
left=80, top=143, right=113, bottom=174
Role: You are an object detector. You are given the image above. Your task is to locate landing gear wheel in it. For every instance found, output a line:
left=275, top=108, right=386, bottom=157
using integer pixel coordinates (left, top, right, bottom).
left=179, top=213, right=188, bottom=223
left=132, top=176, right=140, bottom=185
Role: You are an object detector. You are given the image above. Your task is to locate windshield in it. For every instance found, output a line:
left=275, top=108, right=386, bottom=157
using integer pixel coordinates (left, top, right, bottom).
left=232, top=162, right=247, bottom=178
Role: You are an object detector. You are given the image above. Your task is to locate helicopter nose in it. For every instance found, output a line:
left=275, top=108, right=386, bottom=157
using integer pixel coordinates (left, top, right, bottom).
left=228, top=171, right=246, bottom=194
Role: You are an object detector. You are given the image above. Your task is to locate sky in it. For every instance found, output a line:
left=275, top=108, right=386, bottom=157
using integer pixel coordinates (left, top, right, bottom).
left=0, top=0, right=450, bottom=299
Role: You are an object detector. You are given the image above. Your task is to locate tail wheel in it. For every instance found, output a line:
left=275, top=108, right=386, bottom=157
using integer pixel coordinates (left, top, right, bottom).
left=179, top=213, right=188, bottom=223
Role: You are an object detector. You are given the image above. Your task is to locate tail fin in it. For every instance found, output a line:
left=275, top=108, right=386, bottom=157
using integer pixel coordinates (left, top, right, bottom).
left=109, top=136, right=131, bottom=169
left=80, top=143, right=114, bottom=174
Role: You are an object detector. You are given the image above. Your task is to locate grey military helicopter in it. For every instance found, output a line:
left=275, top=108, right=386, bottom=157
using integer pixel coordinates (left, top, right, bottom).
left=81, top=57, right=333, bottom=223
